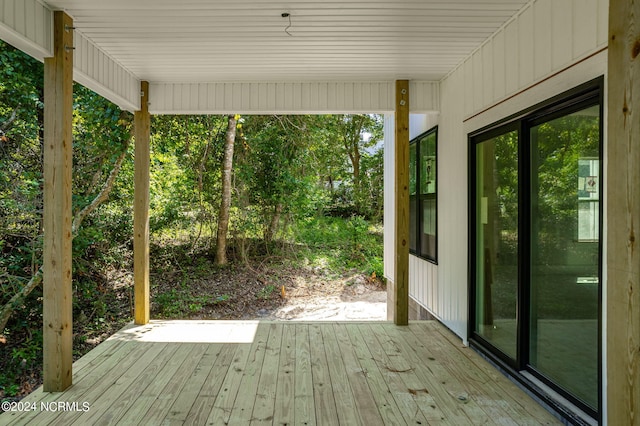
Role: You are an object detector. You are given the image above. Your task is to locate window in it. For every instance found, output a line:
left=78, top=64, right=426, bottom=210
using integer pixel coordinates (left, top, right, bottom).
left=409, top=126, right=437, bottom=262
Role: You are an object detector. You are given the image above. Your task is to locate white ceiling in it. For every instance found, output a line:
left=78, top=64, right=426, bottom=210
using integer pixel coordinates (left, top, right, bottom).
left=43, top=0, right=531, bottom=83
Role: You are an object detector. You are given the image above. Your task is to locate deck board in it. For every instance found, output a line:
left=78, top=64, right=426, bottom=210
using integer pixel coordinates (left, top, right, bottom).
left=0, top=320, right=561, bottom=426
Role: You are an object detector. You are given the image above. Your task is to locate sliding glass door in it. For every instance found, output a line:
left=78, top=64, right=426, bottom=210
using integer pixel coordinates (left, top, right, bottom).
left=529, top=104, right=600, bottom=410
left=470, top=79, right=602, bottom=417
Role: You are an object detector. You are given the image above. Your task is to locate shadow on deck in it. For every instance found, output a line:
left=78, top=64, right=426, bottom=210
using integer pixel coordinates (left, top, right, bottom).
left=0, top=320, right=560, bottom=425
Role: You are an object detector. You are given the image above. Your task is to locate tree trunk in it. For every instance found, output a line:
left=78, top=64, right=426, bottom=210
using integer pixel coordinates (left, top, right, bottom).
left=215, top=114, right=238, bottom=266
left=265, top=203, right=283, bottom=243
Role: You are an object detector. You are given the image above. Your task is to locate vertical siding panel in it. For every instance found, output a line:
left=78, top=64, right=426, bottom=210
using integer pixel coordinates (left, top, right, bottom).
left=551, top=0, right=573, bottom=70
left=292, top=82, right=301, bottom=111
left=249, top=83, right=259, bottom=111
left=352, top=83, right=361, bottom=112
left=471, top=52, right=483, bottom=114
left=205, top=84, right=215, bottom=111
left=518, top=6, right=534, bottom=88
left=180, top=84, right=189, bottom=112
left=462, top=62, right=473, bottom=117
left=217, top=83, right=226, bottom=111
left=481, top=42, right=493, bottom=107
left=153, top=84, right=162, bottom=112
left=14, top=0, right=23, bottom=35
left=493, top=30, right=506, bottom=101
left=258, top=83, right=268, bottom=111
left=596, top=0, right=608, bottom=46
left=362, top=82, right=371, bottom=111
left=383, top=114, right=395, bottom=282
left=572, top=0, right=598, bottom=58
left=167, top=84, right=175, bottom=113
left=327, top=82, right=337, bottom=110
left=300, top=83, right=310, bottom=110
left=504, top=19, right=518, bottom=95
left=273, top=83, right=283, bottom=111
left=98, top=52, right=105, bottom=91
left=342, top=82, right=350, bottom=110
left=196, top=83, right=205, bottom=111
left=319, top=83, right=328, bottom=110
left=3, top=0, right=13, bottom=28
left=281, top=83, right=291, bottom=111
left=267, top=83, right=276, bottom=111
left=533, top=0, right=552, bottom=80
left=241, top=83, right=251, bottom=111
left=24, top=0, right=34, bottom=41
left=308, top=83, right=317, bottom=111
left=344, top=83, right=354, bottom=111
left=81, top=37, right=88, bottom=78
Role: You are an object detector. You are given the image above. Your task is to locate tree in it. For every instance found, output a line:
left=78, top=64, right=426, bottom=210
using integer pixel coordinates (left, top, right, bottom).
left=215, top=114, right=238, bottom=265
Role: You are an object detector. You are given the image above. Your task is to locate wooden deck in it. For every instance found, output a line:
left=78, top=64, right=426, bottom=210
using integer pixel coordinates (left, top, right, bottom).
left=0, top=320, right=560, bottom=425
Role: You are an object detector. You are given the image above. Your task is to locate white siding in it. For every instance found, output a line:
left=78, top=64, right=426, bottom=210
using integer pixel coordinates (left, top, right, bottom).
left=149, top=81, right=439, bottom=115
left=409, top=0, right=609, bottom=342
left=74, top=32, right=140, bottom=112
left=0, top=0, right=52, bottom=59
left=447, top=0, right=609, bottom=119
left=383, top=114, right=395, bottom=283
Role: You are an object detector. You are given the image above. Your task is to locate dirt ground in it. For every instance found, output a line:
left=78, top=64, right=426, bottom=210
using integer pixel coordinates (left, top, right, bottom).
left=267, top=274, right=387, bottom=321
left=149, top=262, right=387, bottom=322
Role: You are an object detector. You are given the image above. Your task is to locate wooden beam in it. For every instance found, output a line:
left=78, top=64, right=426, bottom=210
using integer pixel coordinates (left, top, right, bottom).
left=607, top=0, right=640, bottom=424
left=134, top=81, right=150, bottom=325
left=42, top=11, right=74, bottom=392
left=394, top=80, right=410, bottom=325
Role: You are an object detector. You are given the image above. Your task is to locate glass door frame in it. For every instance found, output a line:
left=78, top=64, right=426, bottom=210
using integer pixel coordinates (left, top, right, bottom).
left=467, top=77, right=604, bottom=421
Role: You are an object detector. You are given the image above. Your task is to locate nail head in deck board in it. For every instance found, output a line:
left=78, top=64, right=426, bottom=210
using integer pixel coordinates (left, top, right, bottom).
left=394, top=79, right=410, bottom=326
left=607, top=0, right=640, bottom=424
left=134, top=80, right=151, bottom=325
left=43, top=10, right=74, bottom=393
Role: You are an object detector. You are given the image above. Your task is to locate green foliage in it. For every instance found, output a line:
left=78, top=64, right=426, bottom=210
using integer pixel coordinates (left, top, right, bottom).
left=292, top=216, right=384, bottom=280
left=256, top=284, right=277, bottom=300
left=153, top=288, right=212, bottom=318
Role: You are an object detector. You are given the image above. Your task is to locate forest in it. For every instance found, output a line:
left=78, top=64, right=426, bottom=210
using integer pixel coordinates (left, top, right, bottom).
left=0, top=41, right=385, bottom=401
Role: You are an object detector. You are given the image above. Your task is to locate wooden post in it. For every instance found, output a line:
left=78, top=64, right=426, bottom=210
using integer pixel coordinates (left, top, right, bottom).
left=394, top=80, right=410, bottom=325
left=43, top=11, right=74, bottom=392
left=607, top=0, right=640, bottom=424
left=134, top=81, right=150, bottom=325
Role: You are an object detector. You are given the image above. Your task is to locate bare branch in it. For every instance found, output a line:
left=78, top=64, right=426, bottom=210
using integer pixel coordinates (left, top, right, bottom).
left=1, top=109, right=18, bottom=132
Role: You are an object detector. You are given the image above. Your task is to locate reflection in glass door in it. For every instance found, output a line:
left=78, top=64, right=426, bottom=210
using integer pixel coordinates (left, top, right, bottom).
left=529, top=105, right=600, bottom=410
left=474, top=129, right=519, bottom=360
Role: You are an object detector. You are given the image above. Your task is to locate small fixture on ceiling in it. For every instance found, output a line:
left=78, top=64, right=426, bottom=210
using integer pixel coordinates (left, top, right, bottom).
left=281, top=12, right=292, bottom=36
